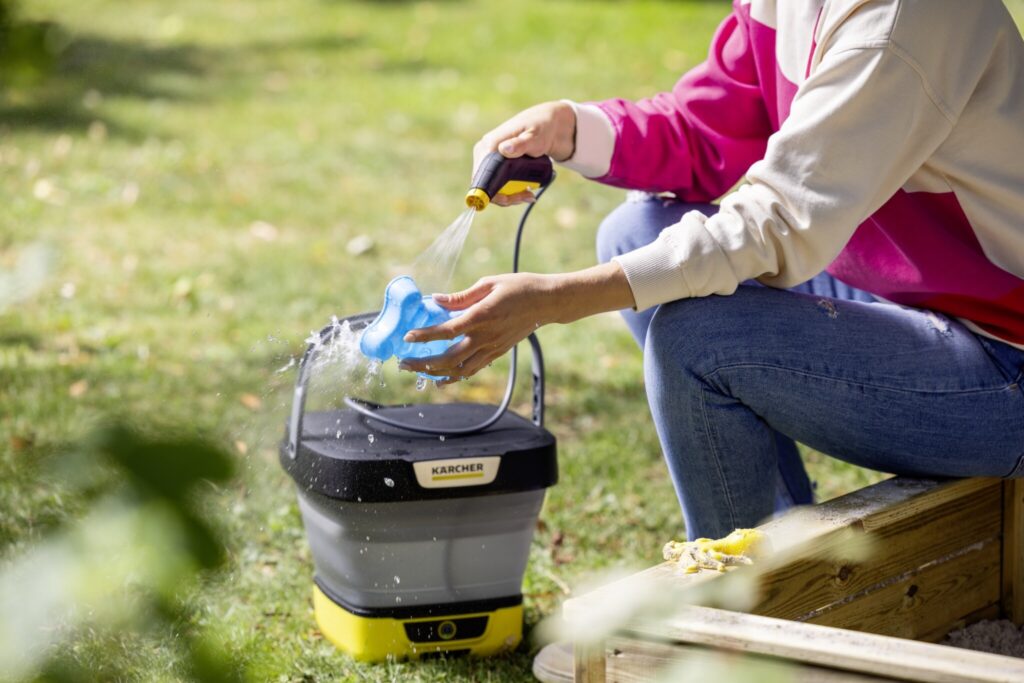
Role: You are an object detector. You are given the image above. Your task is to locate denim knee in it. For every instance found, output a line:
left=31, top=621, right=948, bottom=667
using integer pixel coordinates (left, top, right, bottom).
left=643, top=292, right=754, bottom=384
left=644, top=299, right=704, bottom=385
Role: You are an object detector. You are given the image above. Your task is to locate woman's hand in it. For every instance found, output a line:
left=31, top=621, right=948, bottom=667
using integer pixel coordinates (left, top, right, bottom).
left=399, top=273, right=559, bottom=384
left=400, top=262, right=635, bottom=384
left=473, top=101, right=577, bottom=207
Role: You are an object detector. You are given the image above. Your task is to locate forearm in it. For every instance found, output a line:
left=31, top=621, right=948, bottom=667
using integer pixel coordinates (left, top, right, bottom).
left=548, top=261, right=635, bottom=324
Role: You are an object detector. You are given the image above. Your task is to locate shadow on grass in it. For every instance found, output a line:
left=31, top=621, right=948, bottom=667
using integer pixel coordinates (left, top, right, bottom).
left=0, top=330, right=41, bottom=348
left=0, top=31, right=218, bottom=138
left=244, top=33, right=364, bottom=55
left=0, top=27, right=372, bottom=138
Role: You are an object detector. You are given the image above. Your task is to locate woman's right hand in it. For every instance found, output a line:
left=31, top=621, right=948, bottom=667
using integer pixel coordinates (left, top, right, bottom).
left=472, top=101, right=577, bottom=207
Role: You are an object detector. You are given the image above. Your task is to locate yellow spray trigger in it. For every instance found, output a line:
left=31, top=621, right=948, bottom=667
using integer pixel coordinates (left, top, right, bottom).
left=498, top=180, right=541, bottom=196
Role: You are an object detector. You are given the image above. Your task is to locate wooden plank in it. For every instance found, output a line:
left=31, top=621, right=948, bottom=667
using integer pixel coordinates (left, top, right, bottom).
left=563, top=478, right=1014, bottom=683
left=564, top=479, right=1000, bottom=626
left=574, top=640, right=605, bottom=683
left=802, top=536, right=1001, bottom=640
left=605, top=637, right=899, bottom=683
left=563, top=478, right=971, bottom=625
left=918, top=603, right=1001, bottom=644
left=1001, top=478, right=1024, bottom=625
left=753, top=479, right=1002, bottom=621
left=857, top=478, right=999, bottom=531
left=625, top=605, right=1024, bottom=683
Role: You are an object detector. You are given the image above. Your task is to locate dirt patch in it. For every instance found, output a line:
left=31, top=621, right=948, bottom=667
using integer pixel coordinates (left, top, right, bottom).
left=943, top=619, right=1024, bottom=658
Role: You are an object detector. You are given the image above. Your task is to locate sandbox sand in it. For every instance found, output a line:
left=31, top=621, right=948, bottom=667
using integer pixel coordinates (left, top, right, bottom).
left=943, top=619, right=1024, bottom=658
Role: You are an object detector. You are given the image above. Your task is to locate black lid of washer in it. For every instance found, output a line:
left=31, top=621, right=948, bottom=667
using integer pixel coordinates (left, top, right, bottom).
left=279, top=402, right=557, bottom=502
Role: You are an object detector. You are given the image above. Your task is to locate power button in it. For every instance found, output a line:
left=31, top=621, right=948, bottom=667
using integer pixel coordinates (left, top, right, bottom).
left=437, top=620, right=457, bottom=640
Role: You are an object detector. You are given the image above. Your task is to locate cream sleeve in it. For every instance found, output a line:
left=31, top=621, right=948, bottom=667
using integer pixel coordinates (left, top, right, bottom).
left=613, top=45, right=954, bottom=310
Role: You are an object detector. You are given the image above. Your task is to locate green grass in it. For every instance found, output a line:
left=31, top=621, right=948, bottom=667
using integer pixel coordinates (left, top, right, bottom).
left=3, top=1, right=1022, bottom=681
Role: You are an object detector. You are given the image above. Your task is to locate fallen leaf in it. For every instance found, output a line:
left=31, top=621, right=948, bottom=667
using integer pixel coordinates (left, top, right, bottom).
left=33, top=178, right=55, bottom=200
left=52, top=134, right=73, bottom=158
left=554, top=206, right=578, bottom=230
left=239, top=393, right=262, bottom=410
left=68, top=379, right=88, bottom=398
left=171, top=277, right=193, bottom=300
left=87, top=120, right=108, bottom=142
left=9, top=435, right=33, bottom=451
left=346, top=234, right=375, bottom=256
left=248, top=220, right=278, bottom=242
left=82, top=89, right=103, bottom=109
left=121, top=181, right=140, bottom=205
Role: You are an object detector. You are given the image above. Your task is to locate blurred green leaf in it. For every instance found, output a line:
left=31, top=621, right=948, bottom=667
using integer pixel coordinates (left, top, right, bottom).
left=0, top=422, right=243, bottom=682
left=95, top=424, right=235, bottom=501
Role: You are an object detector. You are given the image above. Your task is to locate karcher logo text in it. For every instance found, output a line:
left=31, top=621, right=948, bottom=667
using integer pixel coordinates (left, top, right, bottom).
left=413, top=457, right=501, bottom=489
left=431, top=463, right=483, bottom=476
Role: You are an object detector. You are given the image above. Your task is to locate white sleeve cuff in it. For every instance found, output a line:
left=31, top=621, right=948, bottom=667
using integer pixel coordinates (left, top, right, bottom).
left=557, top=101, right=615, bottom=179
left=612, top=234, right=694, bottom=312
left=611, top=209, right=731, bottom=311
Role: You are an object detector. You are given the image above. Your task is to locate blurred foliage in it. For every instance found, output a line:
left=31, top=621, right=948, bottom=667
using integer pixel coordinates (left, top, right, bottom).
left=0, top=425, right=244, bottom=683
left=0, top=1, right=68, bottom=88
left=4, top=1, right=1018, bottom=681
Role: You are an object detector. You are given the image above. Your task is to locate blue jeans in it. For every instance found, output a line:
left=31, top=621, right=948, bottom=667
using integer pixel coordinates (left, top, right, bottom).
left=597, top=195, right=1024, bottom=540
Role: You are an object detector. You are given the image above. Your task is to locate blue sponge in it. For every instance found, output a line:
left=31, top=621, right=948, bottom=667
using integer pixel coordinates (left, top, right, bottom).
left=359, top=276, right=460, bottom=378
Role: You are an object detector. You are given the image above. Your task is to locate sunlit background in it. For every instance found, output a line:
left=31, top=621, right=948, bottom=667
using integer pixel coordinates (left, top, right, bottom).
left=2, top=1, right=1023, bottom=681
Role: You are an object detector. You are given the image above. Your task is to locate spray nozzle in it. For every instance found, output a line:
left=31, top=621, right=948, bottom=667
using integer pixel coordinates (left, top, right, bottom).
left=465, top=152, right=554, bottom=211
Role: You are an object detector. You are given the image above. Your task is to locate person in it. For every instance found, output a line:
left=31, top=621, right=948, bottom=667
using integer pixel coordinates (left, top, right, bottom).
left=402, top=0, right=1024, bottom=622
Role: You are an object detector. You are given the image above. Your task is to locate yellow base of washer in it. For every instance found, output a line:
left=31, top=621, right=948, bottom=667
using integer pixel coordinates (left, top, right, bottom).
left=313, top=585, right=523, bottom=662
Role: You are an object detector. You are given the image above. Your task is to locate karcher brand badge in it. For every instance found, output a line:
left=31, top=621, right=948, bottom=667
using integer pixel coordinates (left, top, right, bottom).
left=413, top=456, right=501, bottom=488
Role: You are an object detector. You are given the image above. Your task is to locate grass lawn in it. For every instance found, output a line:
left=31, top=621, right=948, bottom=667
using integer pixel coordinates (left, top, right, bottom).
left=3, top=1, right=1022, bottom=681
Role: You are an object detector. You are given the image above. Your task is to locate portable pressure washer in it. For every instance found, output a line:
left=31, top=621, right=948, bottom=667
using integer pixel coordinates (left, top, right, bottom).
left=281, top=154, right=559, bottom=662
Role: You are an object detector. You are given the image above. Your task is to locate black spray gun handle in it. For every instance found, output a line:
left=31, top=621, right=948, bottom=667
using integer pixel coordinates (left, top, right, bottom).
left=465, top=152, right=554, bottom=211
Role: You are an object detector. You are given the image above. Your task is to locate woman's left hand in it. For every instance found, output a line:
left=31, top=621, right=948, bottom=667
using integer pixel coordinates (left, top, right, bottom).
left=400, top=273, right=560, bottom=384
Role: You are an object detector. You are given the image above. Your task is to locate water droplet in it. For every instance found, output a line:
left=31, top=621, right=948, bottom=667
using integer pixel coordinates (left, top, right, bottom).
left=394, top=575, right=401, bottom=584
left=395, top=596, right=403, bottom=604
left=418, top=412, right=424, bottom=418
left=384, top=477, right=395, bottom=488
left=439, top=435, right=446, bottom=442
left=367, top=434, right=375, bottom=444
left=415, top=376, right=428, bottom=391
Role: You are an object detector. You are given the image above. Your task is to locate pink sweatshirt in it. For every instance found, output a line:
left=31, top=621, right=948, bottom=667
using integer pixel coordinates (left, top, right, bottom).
left=562, top=0, right=1024, bottom=349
